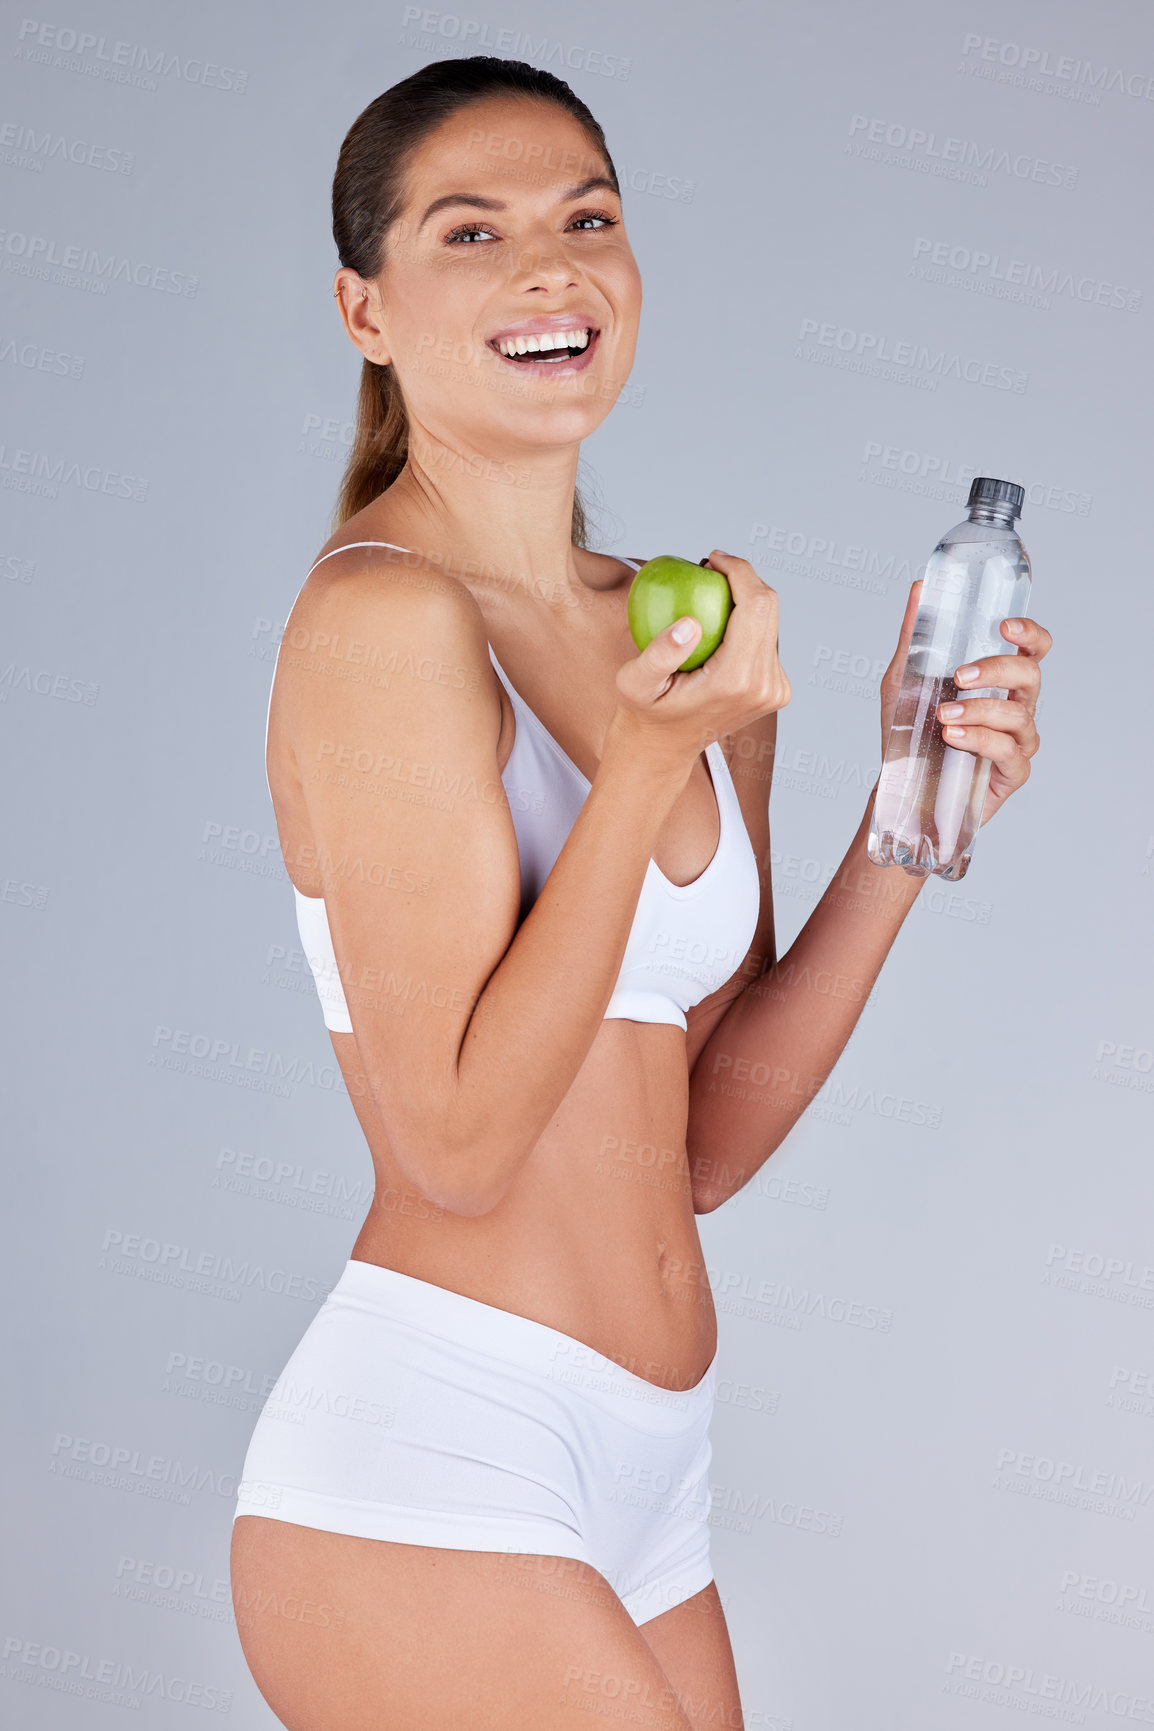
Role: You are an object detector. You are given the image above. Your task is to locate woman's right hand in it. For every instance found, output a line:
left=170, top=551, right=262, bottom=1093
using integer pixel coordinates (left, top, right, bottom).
left=610, top=550, right=791, bottom=775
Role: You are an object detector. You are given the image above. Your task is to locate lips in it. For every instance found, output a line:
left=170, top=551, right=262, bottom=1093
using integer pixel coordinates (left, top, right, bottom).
left=487, top=313, right=600, bottom=343
left=487, top=327, right=601, bottom=375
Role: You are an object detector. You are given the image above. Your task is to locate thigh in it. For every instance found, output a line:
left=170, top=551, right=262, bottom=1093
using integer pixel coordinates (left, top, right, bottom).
left=639, top=1582, right=743, bottom=1731
left=231, top=1516, right=699, bottom=1731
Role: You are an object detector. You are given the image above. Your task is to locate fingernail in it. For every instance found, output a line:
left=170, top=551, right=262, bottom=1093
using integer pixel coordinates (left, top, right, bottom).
left=956, top=665, right=979, bottom=683
left=940, top=702, right=964, bottom=719
left=672, top=618, right=698, bottom=644
left=1006, top=619, right=1022, bottom=636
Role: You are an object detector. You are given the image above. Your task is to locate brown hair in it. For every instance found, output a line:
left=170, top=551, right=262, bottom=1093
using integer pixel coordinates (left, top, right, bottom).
left=329, top=56, right=621, bottom=546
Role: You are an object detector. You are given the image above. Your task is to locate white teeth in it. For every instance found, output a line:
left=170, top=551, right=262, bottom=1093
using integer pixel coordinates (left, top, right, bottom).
left=495, top=328, right=592, bottom=357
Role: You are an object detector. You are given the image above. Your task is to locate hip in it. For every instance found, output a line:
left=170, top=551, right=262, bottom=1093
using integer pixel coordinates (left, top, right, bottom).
left=235, top=1256, right=718, bottom=1520
left=233, top=1257, right=719, bottom=1625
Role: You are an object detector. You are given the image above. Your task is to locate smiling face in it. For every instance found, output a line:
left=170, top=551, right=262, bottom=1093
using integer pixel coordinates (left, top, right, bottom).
left=338, top=95, right=642, bottom=457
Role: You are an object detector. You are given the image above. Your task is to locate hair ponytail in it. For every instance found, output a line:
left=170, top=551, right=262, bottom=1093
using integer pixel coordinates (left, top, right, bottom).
left=332, top=351, right=409, bottom=531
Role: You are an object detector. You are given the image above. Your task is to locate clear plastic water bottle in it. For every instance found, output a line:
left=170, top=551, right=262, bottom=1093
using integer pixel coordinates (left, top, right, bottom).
left=867, top=477, right=1033, bottom=881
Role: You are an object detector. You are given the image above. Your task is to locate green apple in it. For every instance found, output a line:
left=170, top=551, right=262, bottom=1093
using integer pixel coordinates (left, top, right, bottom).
left=627, top=554, right=734, bottom=672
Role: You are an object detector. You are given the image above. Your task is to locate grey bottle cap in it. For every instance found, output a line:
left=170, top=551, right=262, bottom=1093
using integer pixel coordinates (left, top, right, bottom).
left=967, top=476, right=1024, bottom=518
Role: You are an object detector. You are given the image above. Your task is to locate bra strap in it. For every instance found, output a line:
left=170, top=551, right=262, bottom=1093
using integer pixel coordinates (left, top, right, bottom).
left=304, top=540, right=412, bottom=577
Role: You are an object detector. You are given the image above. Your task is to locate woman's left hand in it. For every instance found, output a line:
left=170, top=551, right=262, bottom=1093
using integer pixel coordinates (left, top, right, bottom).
left=880, top=579, right=1053, bottom=829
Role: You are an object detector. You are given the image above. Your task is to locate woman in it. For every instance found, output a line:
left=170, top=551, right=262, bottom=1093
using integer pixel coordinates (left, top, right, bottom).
left=230, top=56, right=1050, bottom=1730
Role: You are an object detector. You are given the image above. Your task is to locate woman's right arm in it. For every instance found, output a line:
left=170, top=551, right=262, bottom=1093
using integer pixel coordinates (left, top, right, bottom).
left=284, top=555, right=787, bottom=1218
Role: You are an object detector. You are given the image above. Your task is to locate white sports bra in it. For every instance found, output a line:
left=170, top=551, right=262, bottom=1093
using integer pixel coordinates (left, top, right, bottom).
left=267, top=542, right=761, bottom=1033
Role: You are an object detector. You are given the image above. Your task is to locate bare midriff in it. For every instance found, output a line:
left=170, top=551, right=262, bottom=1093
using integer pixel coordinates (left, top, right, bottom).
left=342, top=1012, right=716, bottom=1394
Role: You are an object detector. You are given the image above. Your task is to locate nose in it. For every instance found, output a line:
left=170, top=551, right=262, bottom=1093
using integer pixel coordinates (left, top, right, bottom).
left=508, top=228, right=580, bottom=294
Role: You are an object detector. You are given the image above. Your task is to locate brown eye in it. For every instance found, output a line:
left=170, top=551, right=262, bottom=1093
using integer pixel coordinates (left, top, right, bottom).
left=445, top=222, right=496, bottom=245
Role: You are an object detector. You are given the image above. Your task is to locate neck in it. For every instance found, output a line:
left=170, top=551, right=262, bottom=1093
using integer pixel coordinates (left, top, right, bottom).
left=371, top=423, right=591, bottom=617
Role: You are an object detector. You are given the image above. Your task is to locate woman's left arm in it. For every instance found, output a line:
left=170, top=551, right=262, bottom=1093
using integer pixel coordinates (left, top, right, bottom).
left=686, top=587, right=1053, bottom=1214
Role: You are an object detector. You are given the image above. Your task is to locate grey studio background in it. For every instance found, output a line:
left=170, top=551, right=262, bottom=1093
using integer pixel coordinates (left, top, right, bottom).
left=3, top=0, right=1152, bottom=1726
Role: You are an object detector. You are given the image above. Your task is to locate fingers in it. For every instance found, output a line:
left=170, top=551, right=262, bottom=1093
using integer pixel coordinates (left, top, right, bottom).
left=695, top=550, right=783, bottom=674
left=955, top=614, right=1050, bottom=693
left=1001, top=615, right=1053, bottom=660
left=929, top=609, right=1050, bottom=800
left=953, top=649, right=1042, bottom=705
left=937, top=695, right=1040, bottom=759
left=878, top=579, right=923, bottom=694
left=701, top=550, right=779, bottom=610
left=622, top=614, right=704, bottom=702
left=897, top=577, right=923, bottom=653
left=938, top=710, right=1034, bottom=790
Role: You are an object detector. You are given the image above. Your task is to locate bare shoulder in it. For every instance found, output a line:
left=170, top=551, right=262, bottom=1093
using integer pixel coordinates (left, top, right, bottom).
left=280, top=540, right=495, bottom=696
left=292, top=537, right=484, bottom=630
left=271, top=540, right=500, bottom=767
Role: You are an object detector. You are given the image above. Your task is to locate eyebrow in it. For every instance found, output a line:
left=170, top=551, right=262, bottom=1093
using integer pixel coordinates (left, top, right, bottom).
left=416, top=176, right=619, bottom=233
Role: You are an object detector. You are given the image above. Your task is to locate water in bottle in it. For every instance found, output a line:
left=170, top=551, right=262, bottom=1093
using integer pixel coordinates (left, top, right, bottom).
left=867, top=476, right=1033, bottom=880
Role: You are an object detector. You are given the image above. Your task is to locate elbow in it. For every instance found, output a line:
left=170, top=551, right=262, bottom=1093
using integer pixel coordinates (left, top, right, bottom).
left=443, top=1185, right=507, bottom=1220
left=402, top=1120, right=518, bottom=1221
left=363, top=1080, right=507, bottom=1219
left=687, top=1147, right=724, bottom=1215
left=426, top=1093, right=543, bottom=1217
left=369, top=1072, right=536, bottom=1220
left=689, top=1149, right=738, bottom=1215
left=418, top=1157, right=511, bottom=1221
left=386, top=1137, right=497, bottom=1220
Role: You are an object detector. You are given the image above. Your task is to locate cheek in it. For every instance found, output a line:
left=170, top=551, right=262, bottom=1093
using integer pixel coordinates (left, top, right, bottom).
left=626, top=257, right=643, bottom=304
left=610, top=259, right=643, bottom=338
left=394, top=284, right=489, bottom=369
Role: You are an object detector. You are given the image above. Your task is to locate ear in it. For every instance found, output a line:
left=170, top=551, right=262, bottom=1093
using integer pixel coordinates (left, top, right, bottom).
left=334, top=271, right=391, bottom=366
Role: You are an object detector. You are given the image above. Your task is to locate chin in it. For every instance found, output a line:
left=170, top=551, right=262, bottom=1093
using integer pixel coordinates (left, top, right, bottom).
left=481, top=392, right=615, bottom=449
